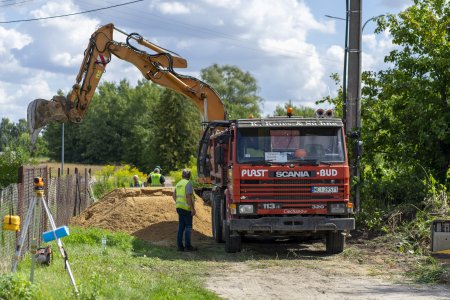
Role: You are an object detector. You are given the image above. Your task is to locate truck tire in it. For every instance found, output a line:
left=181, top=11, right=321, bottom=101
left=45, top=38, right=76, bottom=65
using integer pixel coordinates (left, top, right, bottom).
left=326, top=231, right=345, bottom=254
left=211, top=192, right=224, bottom=243
left=224, top=223, right=242, bottom=253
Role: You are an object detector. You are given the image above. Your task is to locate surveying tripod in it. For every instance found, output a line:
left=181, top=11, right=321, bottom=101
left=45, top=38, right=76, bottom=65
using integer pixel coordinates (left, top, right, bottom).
left=11, top=177, right=79, bottom=295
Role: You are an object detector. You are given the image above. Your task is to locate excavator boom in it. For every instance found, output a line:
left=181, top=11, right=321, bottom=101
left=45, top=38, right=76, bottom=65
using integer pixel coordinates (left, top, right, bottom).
left=28, top=23, right=225, bottom=143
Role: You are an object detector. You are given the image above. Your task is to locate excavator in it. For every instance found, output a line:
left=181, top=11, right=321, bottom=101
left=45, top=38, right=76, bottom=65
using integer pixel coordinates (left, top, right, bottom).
left=28, top=23, right=354, bottom=254
left=27, top=23, right=226, bottom=143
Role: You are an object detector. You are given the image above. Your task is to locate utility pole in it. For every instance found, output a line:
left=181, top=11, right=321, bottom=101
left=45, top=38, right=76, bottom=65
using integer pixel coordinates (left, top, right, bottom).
left=346, top=0, right=362, bottom=211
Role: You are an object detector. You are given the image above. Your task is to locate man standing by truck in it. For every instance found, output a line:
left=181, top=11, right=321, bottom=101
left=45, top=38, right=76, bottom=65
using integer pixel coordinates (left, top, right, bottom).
left=172, top=169, right=197, bottom=251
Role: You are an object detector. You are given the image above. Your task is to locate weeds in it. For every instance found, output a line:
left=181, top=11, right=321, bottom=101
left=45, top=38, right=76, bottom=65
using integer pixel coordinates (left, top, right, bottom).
left=0, top=274, right=41, bottom=300
left=409, top=257, right=450, bottom=284
left=92, top=165, right=147, bottom=198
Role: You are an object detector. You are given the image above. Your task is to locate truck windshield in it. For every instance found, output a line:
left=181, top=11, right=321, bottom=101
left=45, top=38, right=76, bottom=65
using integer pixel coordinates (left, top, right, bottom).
left=236, top=127, right=345, bottom=164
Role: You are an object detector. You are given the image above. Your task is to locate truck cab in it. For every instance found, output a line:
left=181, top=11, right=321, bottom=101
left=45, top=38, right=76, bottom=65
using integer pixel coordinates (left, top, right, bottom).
left=198, top=114, right=355, bottom=253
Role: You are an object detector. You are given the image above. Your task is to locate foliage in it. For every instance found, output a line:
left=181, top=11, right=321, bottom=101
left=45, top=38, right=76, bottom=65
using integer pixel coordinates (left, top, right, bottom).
left=351, top=0, right=450, bottom=238
left=367, top=0, right=450, bottom=185
left=146, top=89, right=202, bottom=172
left=1, top=117, right=48, bottom=158
left=44, top=80, right=203, bottom=174
left=0, top=147, right=30, bottom=188
left=92, top=164, right=146, bottom=198
left=409, top=256, right=450, bottom=284
left=0, top=274, right=40, bottom=300
left=359, top=172, right=449, bottom=254
left=200, top=64, right=263, bottom=119
left=273, top=102, right=316, bottom=117
left=0, top=118, right=46, bottom=187
left=169, top=156, right=207, bottom=188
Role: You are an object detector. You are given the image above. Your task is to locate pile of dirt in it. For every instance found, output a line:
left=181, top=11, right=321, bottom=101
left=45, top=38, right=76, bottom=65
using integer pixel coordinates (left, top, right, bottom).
left=71, top=188, right=212, bottom=246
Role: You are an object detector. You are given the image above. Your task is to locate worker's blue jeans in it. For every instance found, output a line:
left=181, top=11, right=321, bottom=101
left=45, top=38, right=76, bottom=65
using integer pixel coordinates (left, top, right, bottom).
left=176, top=208, right=193, bottom=249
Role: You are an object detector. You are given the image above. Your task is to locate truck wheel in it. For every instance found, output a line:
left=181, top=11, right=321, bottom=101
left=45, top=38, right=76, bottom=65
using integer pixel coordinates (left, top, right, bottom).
left=212, top=192, right=224, bottom=243
left=326, top=231, right=345, bottom=254
left=224, top=224, right=241, bottom=253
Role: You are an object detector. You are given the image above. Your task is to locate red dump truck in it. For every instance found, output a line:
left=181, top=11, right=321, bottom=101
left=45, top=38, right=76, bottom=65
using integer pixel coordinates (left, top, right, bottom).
left=198, top=113, right=355, bottom=253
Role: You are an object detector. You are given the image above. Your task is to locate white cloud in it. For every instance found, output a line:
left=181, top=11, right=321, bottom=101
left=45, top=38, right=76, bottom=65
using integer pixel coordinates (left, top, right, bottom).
left=362, top=30, right=396, bottom=71
left=158, top=2, right=191, bottom=14
left=0, top=27, right=32, bottom=54
left=202, top=0, right=241, bottom=9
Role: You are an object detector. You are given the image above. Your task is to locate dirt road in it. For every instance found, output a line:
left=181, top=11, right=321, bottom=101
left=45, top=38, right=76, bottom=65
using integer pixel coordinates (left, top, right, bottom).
left=205, top=240, right=450, bottom=300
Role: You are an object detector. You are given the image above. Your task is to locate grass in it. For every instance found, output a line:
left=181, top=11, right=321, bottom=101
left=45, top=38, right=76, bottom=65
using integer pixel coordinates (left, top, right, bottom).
left=4, top=226, right=449, bottom=299
left=4, top=227, right=221, bottom=299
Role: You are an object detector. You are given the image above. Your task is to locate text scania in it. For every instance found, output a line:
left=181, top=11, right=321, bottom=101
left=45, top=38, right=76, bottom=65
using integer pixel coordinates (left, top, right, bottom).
left=276, top=171, right=310, bottom=178
left=319, top=169, right=338, bottom=176
left=241, top=169, right=268, bottom=177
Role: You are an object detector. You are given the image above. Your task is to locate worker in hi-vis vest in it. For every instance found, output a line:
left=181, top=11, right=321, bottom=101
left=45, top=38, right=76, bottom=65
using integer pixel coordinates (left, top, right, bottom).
left=130, top=175, right=143, bottom=187
left=172, top=169, right=197, bottom=252
left=147, top=166, right=165, bottom=186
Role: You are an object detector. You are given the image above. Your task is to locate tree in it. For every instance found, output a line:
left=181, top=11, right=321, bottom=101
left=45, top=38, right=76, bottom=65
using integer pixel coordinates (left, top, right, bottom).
left=200, top=64, right=263, bottom=119
left=0, top=118, right=29, bottom=151
left=365, top=0, right=450, bottom=184
left=273, top=102, right=316, bottom=117
left=147, top=89, right=201, bottom=172
left=44, top=80, right=161, bottom=167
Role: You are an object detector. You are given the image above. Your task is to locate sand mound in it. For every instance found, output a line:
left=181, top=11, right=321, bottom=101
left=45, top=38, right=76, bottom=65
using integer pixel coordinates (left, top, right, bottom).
left=71, top=187, right=212, bottom=246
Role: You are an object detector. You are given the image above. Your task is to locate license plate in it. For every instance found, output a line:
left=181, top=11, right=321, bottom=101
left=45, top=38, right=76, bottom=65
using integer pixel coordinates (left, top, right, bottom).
left=311, top=186, right=338, bottom=193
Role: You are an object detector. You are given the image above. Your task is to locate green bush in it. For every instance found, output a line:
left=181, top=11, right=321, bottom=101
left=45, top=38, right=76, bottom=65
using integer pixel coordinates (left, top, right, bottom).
left=0, top=274, right=40, bottom=300
left=92, top=165, right=146, bottom=198
left=169, top=157, right=208, bottom=188
left=0, top=147, right=31, bottom=188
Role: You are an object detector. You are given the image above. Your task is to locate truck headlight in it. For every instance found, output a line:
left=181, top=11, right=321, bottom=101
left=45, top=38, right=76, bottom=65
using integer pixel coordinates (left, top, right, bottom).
left=329, top=203, right=346, bottom=214
left=239, top=205, right=254, bottom=214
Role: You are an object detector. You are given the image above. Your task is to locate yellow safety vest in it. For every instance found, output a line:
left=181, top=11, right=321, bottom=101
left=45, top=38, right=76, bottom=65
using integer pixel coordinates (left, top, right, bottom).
left=175, top=179, right=191, bottom=211
left=150, top=172, right=162, bottom=186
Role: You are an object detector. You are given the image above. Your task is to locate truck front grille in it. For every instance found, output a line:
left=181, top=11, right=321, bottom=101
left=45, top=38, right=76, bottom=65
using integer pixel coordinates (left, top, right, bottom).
left=240, top=179, right=345, bottom=202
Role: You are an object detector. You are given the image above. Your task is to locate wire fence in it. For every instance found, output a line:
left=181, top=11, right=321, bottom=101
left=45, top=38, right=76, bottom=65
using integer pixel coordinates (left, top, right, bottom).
left=0, top=165, right=93, bottom=273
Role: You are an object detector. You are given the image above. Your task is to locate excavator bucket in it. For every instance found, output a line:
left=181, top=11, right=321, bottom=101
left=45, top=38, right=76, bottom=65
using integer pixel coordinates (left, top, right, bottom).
left=27, top=97, right=69, bottom=146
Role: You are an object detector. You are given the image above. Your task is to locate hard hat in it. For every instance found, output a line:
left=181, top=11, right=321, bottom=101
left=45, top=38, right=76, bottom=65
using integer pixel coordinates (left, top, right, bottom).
left=133, top=175, right=139, bottom=179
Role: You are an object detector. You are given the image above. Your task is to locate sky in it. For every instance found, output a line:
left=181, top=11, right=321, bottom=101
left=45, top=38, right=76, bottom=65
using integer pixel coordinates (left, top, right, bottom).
left=0, top=0, right=412, bottom=122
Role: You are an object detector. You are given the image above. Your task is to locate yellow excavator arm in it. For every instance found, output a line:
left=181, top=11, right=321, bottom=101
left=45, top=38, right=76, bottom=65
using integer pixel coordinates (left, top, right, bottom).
left=28, top=23, right=226, bottom=141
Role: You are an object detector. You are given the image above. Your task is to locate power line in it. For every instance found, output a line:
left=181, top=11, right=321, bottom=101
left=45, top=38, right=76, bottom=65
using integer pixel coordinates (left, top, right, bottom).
left=0, top=0, right=143, bottom=24
left=0, top=0, right=34, bottom=8
left=76, top=1, right=340, bottom=66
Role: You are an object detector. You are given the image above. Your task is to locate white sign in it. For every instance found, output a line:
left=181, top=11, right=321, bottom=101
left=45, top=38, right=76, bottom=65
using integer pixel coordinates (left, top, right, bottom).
left=264, top=152, right=287, bottom=163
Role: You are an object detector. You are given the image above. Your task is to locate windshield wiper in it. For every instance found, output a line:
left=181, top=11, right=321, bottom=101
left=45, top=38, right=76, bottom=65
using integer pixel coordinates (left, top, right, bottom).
left=290, top=159, right=320, bottom=166
left=264, top=159, right=287, bottom=166
left=242, top=160, right=271, bottom=166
